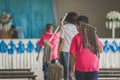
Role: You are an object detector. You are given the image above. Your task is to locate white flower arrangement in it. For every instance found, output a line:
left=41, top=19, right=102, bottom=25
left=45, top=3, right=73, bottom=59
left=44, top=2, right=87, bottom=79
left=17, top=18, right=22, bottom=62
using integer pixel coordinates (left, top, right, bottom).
left=0, top=12, right=12, bottom=25
left=105, top=11, right=120, bottom=38
left=106, top=11, right=120, bottom=22
left=106, top=11, right=120, bottom=29
left=0, top=12, right=12, bottom=30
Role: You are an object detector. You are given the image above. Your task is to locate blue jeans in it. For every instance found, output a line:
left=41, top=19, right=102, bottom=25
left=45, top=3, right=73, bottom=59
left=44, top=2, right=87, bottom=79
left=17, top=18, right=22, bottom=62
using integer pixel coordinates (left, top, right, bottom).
left=59, top=52, right=70, bottom=79
left=75, top=71, right=98, bottom=80
left=43, top=59, right=56, bottom=80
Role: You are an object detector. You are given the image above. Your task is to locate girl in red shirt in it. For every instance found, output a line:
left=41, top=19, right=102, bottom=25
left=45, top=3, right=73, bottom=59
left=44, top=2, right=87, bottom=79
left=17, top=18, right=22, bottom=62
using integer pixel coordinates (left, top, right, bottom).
left=69, top=16, right=103, bottom=80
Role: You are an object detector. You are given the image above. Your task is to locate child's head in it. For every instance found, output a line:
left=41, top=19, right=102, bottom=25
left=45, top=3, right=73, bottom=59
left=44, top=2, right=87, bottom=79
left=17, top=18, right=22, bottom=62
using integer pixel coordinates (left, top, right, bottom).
left=10, top=25, right=15, bottom=30
left=76, top=15, right=89, bottom=32
left=65, top=12, right=78, bottom=24
left=10, top=25, right=16, bottom=35
left=45, top=23, right=53, bottom=33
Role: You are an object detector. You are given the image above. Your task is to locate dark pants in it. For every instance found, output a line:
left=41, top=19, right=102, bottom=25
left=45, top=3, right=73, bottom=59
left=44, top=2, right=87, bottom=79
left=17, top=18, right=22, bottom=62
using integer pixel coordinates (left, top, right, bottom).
left=59, top=52, right=70, bottom=80
left=43, top=59, right=56, bottom=80
left=75, top=71, right=98, bottom=80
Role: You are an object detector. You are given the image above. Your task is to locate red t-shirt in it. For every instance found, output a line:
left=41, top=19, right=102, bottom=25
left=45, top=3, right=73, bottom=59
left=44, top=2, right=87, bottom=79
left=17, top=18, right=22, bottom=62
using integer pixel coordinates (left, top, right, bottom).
left=69, top=33, right=103, bottom=72
left=38, top=32, right=60, bottom=60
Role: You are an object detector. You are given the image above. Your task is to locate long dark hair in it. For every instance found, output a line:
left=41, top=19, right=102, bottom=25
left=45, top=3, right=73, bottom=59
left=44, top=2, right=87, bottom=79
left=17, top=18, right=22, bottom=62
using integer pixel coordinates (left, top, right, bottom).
left=77, top=15, right=100, bottom=57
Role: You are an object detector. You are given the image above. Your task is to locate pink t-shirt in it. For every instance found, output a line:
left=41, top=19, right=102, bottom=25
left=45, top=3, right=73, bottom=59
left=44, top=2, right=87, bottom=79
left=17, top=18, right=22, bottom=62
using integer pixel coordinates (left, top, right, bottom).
left=69, top=33, right=103, bottom=72
left=38, top=32, right=60, bottom=60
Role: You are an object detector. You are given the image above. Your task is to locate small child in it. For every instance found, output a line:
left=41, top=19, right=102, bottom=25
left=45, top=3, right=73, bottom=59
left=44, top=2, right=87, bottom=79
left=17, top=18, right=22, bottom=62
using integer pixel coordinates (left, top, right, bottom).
left=36, top=23, right=60, bottom=80
left=69, top=16, right=103, bottom=80
left=9, top=25, right=18, bottom=39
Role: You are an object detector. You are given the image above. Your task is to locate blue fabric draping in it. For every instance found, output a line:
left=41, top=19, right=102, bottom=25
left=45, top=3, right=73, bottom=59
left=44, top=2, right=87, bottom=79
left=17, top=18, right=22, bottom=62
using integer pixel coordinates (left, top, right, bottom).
left=110, top=40, right=119, bottom=52
left=103, top=40, right=111, bottom=53
left=0, top=0, right=55, bottom=38
left=0, top=40, right=39, bottom=54
left=0, top=40, right=7, bottom=53
left=35, top=41, right=39, bottom=52
left=119, top=46, right=120, bottom=52
left=17, top=41, right=25, bottom=54
left=26, top=41, right=34, bottom=53
left=8, top=40, right=16, bottom=54
left=103, top=40, right=119, bottom=53
left=0, top=40, right=120, bottom=54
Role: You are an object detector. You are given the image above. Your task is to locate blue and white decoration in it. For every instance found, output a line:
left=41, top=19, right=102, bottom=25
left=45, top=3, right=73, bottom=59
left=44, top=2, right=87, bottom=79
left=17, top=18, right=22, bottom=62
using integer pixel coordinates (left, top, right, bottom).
left=8, top=40, right=16, bottom=54
left=0, top=39, right=120, bottom=54
left=0, top=40, right=8, bottom=53
left=0, top=40, right=39, bottom=54
left=103, top=40, right=120, bottom=53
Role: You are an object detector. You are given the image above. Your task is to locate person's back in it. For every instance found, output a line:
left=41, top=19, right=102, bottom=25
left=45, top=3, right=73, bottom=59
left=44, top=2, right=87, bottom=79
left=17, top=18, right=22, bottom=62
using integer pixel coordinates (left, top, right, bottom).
left=61, top=23, right=77, bottom=52
left=11, top=30, right=18, bottom=39
left=70, top=33, right=102, bottom=72
left=39, top=33, right=52, bottom=44
left=38, top=24, right=60, bottom=60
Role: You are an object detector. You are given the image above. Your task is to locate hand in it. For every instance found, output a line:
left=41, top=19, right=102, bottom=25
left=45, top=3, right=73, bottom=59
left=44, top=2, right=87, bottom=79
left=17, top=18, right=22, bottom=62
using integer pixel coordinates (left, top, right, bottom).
left=99, top=49, right=103, bottom=53
left=57, top=52, right=60, bottom=60
left=36, top=56, right=39, bottom=61
left=55, top=60, right=60, bottom=65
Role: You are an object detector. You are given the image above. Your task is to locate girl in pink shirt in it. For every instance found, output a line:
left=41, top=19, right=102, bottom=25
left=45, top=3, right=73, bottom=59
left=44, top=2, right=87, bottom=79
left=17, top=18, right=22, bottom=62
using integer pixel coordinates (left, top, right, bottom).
left=69, top=16, right=103, bottom=80
left=36, top=23, right=60, bottom=80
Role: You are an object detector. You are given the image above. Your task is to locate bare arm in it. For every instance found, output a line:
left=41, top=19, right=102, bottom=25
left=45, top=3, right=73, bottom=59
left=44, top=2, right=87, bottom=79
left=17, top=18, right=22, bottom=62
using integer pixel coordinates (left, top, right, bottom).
left=36, top=47, right=41, bottom=61
left=57, top=37, right=64, bottom=59
left=99, top=48, right=103, bottom=53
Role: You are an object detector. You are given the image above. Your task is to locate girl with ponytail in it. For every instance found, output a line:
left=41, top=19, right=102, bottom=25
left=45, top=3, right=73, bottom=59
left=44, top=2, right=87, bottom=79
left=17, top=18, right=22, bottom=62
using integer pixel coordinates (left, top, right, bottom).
left=69, top=15, right=103, bottom=80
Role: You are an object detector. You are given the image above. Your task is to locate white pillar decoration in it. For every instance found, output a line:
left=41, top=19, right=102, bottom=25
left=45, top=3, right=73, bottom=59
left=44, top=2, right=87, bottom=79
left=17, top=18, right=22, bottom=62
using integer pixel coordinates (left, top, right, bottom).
left=105, top=11, right=120, bottom=38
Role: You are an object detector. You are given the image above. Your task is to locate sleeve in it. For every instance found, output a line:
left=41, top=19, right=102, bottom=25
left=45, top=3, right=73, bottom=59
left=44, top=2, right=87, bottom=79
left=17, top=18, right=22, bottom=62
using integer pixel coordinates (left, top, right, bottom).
left=60, top=26, right=65, bottom=38
left=38, top=36, right=44, bottom=47
left=69, top=37, right=77, bottom=55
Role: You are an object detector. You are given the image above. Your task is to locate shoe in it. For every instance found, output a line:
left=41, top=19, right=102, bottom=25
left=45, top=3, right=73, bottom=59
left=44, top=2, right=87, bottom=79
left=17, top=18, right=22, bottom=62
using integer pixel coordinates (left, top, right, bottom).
left=70, top=74, right=76, bottom=80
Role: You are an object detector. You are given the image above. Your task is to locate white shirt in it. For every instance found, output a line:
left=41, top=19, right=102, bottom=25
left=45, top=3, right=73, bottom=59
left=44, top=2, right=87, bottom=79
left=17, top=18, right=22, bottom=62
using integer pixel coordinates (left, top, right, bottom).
left=60, top=23, right=78, bottom=52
